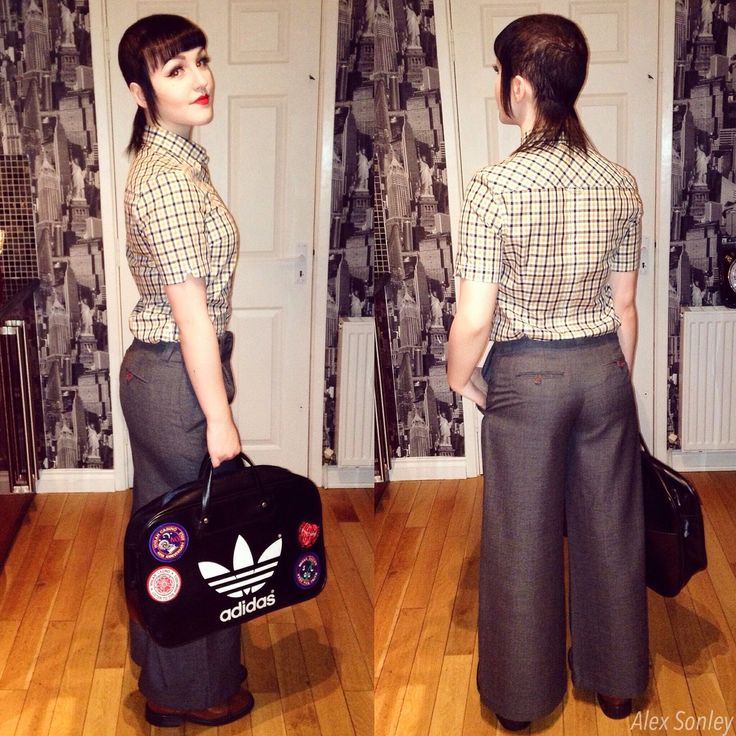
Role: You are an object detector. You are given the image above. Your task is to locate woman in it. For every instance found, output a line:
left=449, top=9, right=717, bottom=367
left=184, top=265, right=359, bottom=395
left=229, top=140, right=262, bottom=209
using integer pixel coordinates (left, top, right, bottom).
left=447, top=14, right=648, bottom=731
left=117, top=15, right=252, bottom=727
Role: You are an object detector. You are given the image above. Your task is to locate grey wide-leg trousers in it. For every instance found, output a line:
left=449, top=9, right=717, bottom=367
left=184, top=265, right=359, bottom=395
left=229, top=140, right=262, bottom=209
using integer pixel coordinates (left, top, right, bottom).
left=477, top=334, right=649, bottom=722
left=119, top=335, right=243, bottom=710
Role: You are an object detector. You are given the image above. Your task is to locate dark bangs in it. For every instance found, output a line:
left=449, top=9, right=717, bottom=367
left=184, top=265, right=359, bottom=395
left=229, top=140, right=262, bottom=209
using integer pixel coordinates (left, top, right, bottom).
left=142, top=23, right=207, bottom=72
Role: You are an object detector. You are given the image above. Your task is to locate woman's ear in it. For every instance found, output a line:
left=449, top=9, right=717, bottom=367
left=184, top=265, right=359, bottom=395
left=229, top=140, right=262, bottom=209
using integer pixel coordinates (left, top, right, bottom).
left=128, top=82, right=147, bottom=109
left=511, top=75, right=530, bottom=104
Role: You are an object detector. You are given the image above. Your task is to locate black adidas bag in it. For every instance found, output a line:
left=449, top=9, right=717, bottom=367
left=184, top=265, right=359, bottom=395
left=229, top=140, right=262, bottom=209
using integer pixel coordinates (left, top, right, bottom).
left=123, top=454, right=326, bottom=647
left=641, top=439, right=707, bottom=597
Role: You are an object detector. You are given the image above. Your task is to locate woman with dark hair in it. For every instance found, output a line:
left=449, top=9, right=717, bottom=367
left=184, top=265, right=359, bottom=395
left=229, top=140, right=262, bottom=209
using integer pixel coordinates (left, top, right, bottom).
left=117, top=15, right=253, bottom=727
left=448, top=14, right=648, bottom=731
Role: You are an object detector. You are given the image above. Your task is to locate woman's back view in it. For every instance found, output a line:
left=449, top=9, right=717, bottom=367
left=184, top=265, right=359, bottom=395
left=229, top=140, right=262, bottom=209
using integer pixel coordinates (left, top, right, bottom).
left=447, top=14, right=648, bottom=732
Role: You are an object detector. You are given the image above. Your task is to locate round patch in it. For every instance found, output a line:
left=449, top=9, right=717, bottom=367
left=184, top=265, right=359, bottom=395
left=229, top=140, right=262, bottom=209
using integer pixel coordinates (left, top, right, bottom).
left=147, top=566, right=182, bottom=603
left=297, top=521, right=321, bottom=549
left=294, top=553, right=321, bottom=590
left=149, top=523, right=189, bottom=562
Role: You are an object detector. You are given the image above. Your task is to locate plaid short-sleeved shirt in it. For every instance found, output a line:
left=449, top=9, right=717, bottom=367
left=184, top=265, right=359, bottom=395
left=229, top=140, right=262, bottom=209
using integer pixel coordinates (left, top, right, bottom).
left=454, top=141, right=642, bottom=341
left=124, top=126, right=238, bottom=343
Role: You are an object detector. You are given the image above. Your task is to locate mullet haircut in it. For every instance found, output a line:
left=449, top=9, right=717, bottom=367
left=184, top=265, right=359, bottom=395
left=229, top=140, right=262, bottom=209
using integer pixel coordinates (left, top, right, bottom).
left=118, top=14, right=207, bottom=155
left=494, top=14, right=593, bottom=155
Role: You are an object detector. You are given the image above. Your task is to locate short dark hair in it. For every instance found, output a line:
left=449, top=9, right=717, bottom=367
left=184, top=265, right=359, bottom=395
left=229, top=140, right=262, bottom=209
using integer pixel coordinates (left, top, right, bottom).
left=117, top=14, right=207, bottom=155
left=494, top=14, right=592, bottom=154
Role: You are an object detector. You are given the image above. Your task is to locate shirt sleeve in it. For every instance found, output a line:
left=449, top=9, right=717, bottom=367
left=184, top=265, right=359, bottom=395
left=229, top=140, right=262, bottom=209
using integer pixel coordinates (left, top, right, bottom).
left=454, top=172, right=504, bottom=283
left=610, top=188, right=643, bottom=272
left=135, top=169, right=209, bottom=285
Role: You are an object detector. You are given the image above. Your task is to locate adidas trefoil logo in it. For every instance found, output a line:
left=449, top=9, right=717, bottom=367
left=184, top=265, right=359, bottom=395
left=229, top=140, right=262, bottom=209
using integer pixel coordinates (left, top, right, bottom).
left=198, top=535, right=282, bottom=599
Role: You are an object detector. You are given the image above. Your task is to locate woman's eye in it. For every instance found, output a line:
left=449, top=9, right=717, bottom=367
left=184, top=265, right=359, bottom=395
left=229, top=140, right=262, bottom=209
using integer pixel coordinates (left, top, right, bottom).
left=197, top=56, right=210, bottom=67
left=167, top=66, right=182, bottom=78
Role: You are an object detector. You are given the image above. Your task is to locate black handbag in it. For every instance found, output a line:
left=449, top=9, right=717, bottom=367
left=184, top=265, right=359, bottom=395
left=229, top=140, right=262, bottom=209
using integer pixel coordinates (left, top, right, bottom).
left=641, top=438, right=707, bottom=597
left=124, top=454, right=326, bottom=647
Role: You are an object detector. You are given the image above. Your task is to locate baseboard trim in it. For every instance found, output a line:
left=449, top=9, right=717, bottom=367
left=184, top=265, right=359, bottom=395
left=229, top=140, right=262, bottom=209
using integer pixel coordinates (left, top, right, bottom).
left=322, top=465, right=373, bottom=488
left=669, top=450, right=736, bottom=472
left=389, top=456, right=469, bottom=481
left=36, top=468, right=123, bottom=493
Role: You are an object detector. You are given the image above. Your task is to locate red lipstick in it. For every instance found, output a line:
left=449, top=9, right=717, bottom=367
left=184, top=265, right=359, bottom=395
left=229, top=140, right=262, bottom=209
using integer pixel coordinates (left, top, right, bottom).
left=193, top=94, right=210, bottom=105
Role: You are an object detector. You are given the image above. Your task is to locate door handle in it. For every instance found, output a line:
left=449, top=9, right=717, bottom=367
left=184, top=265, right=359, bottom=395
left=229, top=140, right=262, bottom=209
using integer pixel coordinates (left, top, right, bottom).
left=292, top=243, right=309, bottom=284
left=276, top=244, right=309, bottom=283
left=295, top=253, right=307, bottom=284
left=640, top=237, right=651, bottom=273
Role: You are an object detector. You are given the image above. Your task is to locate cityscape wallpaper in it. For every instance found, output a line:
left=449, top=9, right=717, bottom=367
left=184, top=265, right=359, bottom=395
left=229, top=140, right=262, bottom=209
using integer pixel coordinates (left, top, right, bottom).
left=0, top=0, right=112, bottom=469
left=669, top=0, right=736, bottom=448
left=324, top=0, right=462, bottom=464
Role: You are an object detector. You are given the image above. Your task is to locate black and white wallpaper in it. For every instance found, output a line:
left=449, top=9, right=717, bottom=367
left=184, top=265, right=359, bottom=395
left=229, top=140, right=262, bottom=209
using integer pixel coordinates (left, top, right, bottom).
left=324, top=0, right=462, bottom=464
left=669, top=0, right=736, bottom=448
left=0, top=0, right=112, bottom=469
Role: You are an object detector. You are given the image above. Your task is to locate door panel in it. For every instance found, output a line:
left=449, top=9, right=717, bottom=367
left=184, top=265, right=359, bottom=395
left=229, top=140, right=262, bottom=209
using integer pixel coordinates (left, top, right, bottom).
left=106, top=0, right=319, bottom=474
left=450, top=0, right=658, bottom=459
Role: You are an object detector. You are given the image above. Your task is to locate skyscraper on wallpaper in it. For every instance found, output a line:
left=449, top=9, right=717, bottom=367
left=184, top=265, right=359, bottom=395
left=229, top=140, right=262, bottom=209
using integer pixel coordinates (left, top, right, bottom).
left=326, top=0, right=462, bottom=462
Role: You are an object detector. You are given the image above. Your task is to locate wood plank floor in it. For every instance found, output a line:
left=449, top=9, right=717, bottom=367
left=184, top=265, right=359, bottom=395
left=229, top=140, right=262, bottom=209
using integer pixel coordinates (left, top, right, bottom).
left=0, top=487, right=373, bottom=736
left=1, top=471, right=734, bottom=735
left=375, top=472, right=736, bottom=736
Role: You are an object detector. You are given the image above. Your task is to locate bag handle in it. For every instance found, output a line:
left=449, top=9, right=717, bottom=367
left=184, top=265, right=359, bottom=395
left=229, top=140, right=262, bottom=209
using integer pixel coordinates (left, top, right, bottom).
left=199, top=452, right=260, bottom=528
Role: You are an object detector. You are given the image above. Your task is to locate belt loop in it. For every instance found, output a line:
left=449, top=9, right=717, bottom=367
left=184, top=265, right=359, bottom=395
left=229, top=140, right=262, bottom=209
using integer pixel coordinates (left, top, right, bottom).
left=160, top=342, right=178, bottom=361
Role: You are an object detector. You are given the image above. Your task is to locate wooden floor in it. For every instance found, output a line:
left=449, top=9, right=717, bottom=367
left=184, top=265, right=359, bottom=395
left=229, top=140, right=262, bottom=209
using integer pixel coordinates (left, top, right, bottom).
left=1, top=472, right=734, bottom=735
left=0, top=487, right=373, bottom=736
left=375, top=472, right=736, bottom=736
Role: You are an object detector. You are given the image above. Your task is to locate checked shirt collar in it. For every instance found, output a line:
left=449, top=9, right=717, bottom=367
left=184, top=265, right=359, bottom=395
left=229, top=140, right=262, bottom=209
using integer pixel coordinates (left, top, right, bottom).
left=140, top=126, right=210, bottom=176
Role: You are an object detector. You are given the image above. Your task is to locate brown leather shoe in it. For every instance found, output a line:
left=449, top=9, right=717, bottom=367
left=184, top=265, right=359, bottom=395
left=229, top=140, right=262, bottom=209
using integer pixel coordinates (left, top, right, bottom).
left=145, top=687, right=254, bottom=727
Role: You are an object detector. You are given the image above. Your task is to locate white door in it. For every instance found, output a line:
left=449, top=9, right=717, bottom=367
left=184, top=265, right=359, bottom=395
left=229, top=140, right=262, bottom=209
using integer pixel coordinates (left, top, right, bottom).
left=448, top=0, right=658, bottom=468
left=104, top=0, right=320, bottom=475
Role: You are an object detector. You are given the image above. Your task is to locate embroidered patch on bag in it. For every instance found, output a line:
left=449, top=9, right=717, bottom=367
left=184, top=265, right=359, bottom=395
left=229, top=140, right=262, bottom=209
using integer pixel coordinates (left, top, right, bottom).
left=297, top=521, right=320, bottom=549
left=294, top=553, right=321, bottom=589
left=149, top=523, right=189, bottom=562
left=147, top=567, right=182, bottom=603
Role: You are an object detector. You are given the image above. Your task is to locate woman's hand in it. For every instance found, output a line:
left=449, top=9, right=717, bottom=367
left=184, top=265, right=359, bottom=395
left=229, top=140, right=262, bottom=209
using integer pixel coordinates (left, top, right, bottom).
left=206, top=415, right=241, bottom=467
left=459, top=367, right=488, bottom=410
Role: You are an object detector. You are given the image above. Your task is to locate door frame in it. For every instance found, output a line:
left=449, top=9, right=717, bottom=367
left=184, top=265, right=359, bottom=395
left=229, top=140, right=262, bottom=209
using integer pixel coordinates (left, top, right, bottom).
left=310, top=2, right=338, bottom=487
left=439, top=0, right=483, bottom=479
left=654, top=0, right=675, bottom=463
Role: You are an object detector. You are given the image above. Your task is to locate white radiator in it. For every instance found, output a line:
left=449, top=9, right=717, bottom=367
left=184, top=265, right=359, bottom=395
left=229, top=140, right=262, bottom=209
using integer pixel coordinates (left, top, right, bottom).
left=335, top=317, right=374, bottom=467
left=680, top=307, right=736, bottom=451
